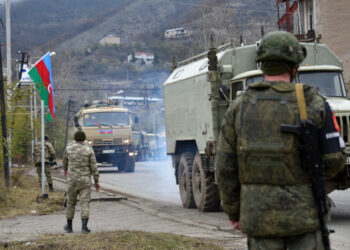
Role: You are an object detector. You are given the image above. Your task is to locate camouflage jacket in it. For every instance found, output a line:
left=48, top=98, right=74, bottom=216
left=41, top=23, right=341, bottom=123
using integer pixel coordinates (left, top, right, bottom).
left=33, top=141, right=56, bottom=164
left=63, top=141, right=99, bottom=183
left=215, top=81, right=345, bottom=237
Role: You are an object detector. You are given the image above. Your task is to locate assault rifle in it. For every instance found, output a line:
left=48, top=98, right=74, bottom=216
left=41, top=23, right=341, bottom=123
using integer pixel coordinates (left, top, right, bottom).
left=281, top=120, right=333, bottom=250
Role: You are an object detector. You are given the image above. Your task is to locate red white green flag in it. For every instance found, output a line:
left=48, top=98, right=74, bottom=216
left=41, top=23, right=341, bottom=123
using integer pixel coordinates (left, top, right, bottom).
left=28, top=52, right=55, bottom=122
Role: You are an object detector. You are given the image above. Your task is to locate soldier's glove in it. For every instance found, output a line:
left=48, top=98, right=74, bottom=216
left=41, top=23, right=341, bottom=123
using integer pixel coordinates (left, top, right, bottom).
left=94, top=183, right=100, bottom=192
left=50, top=160, right=57, bottom=167
left=231, top=221, right=240, bottom=230
left=64, top=170, right=68, bottom=177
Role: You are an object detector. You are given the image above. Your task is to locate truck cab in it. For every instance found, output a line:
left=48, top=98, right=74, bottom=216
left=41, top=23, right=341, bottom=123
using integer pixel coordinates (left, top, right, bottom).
left=75, top=100, right=135, bottom=172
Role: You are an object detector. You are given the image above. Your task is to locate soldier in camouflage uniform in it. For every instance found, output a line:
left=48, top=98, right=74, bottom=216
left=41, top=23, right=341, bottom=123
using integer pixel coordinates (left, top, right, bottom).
left=33, top=136, right=56, bottom=192
left=63, top=130, right=100, bottom=234
left=215, top=31, right=346, bottom=250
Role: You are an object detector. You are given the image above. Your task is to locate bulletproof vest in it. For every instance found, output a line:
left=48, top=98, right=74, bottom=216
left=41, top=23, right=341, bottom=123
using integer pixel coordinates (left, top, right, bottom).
left=238, top=82, right=311, bottom=185
left=34, top=142, right=50, bottom=164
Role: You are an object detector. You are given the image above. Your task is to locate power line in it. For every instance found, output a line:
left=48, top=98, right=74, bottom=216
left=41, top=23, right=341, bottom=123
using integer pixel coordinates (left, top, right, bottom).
left=54, top=87, right=162, bottom=91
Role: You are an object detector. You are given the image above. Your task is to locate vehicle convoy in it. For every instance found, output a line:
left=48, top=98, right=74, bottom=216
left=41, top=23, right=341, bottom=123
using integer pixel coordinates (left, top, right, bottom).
left=132, top=130, right=148, bottom=161
left=163, top=40, right=350, bottom=212
left=132, top=131, right=167, bottom=161
left=74, top=100, right=135, bottom=172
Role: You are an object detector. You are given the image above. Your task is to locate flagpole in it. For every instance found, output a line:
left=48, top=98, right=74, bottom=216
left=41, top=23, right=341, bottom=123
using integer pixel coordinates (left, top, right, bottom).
left=41, top=99, right=48, bottom=198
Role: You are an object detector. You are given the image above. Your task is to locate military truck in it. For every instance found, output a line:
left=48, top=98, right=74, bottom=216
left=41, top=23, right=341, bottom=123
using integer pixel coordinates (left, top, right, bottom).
left=145, top=133, right=157, bottom=160
left=74, top=99, right=135, bottom=172
left=155, top=133, right=167, bottom=160
left=163, top=41, right=350, bottom=212
left=132, top=130, right=148, bottom=161
left=132, top=131, right=167, bottom=161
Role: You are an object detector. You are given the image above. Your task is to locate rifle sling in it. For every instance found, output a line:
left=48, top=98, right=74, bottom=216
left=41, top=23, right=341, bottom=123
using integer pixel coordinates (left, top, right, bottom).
left=295, top=83, right=307, bottom=120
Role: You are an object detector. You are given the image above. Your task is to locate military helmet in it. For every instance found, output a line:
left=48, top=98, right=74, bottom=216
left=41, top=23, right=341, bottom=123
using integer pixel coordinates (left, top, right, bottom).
left=256, top=31, right=307, bottom=68
left=74, top=130, right=86, bottom=141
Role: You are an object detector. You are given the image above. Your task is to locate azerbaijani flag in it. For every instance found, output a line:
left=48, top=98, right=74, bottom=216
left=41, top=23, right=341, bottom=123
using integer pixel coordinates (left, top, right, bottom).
left=28, top=52, right=55, bottom=122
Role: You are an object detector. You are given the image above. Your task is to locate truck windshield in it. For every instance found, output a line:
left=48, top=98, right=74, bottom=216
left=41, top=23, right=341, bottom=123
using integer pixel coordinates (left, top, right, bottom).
left=84, top=112, right=130, bottom=127
left=298, top=71, right=346, bottom=97
left=246, top=75, right=264, bottom=86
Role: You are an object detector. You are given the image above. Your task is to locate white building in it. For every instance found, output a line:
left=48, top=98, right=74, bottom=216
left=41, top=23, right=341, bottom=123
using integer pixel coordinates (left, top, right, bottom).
left=164, top=28, right=191, bottom=39
left=127, top=52, right=155, bottom=66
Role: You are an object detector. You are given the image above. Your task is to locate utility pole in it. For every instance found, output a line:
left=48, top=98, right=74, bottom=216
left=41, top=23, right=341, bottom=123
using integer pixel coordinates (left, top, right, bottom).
left=64, top=97, right=72, bottom=150
left=0, top=40, right=10, bottom=187
left=5, top=0, right=12, bottom=169
left=6, top=0, right=11, bottom=83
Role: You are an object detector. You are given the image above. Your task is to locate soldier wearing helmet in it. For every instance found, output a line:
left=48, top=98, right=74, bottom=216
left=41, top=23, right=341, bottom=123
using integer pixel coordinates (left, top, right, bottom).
left=63, top=130, right=100, bottom=234
left=215, top=31, right=345, bottom=249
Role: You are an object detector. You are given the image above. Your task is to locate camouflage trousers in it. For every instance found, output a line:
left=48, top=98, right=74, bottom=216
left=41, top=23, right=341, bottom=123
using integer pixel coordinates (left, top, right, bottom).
left=66, top=176, right=91, bottom=219
left=248, top=230, right=324, bottom=250
left=35, top=162, right=52, bottom=186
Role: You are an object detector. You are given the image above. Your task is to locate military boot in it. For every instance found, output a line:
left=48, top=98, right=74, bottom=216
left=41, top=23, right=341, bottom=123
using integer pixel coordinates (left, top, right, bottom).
left=49, top=184, right=54, bottom=192
left=81, top=218, right=91, bottom=234
left=64, top=219, right=73, bottom=233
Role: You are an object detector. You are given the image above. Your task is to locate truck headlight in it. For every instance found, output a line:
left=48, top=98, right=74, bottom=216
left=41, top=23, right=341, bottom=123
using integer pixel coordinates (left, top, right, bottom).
left=124, top=139, right=130, bottom=144
left=129, top=152, right=135, bottom=156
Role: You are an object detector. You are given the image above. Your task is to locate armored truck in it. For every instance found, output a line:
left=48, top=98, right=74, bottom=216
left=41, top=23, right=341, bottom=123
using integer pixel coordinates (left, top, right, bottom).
left=74, top=100, right=135, bottom=172
left=163, top=41, right=350, bottom=212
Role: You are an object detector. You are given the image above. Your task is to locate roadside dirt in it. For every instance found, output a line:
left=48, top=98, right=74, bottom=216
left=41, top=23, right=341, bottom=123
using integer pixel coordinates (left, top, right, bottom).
left=0, top=170, right=246, bottom=250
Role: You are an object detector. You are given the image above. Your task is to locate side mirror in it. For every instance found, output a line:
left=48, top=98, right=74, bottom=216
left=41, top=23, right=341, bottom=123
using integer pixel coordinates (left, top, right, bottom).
left=74, top=116, right=80, bottom=128
left=236, top=91, right=244, bottom=97
left=219, top=85, right=229, bottom=101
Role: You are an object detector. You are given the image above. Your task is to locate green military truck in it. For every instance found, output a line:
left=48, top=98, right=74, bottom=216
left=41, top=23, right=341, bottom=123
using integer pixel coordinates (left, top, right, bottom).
left=132, top=131, right=167, bottom=161
left=132, top=130, right=149, bottom=161
left=74, top=100, right=135, bottom=172
left=163, top=41, right=350, bottom=212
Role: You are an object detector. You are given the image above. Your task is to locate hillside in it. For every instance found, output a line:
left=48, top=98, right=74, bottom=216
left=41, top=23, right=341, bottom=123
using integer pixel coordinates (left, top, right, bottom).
left=1, top=0, right=276, bottom=52
left=0, top=0, right=201, bottom=52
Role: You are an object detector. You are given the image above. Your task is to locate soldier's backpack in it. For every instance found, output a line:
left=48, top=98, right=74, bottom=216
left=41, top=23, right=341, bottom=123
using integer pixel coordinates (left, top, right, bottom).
left=238, top=82, right=310, bottom=185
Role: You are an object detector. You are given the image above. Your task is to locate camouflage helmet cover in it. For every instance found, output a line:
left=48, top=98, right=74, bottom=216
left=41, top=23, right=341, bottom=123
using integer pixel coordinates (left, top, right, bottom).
left=74, top=130, right=86, bottom=141
left=256, top=31, right=307, bottom=68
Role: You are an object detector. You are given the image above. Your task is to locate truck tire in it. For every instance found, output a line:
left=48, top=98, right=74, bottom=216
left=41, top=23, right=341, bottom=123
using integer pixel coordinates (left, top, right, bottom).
left=192, top=153, right=220, bottom=212
left=125, top=159, right=135, bottom=173
left=117, top=161, right=125, bottom=172
left=178, top=152, right=196, bottom=209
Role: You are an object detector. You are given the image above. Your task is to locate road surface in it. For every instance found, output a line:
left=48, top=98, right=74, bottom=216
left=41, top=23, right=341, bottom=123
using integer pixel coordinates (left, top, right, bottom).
left=98, top=159, right=350, bottom=250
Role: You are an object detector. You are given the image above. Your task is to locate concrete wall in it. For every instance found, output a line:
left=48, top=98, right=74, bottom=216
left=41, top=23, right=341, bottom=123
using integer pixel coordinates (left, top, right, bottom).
left=316, top=0, right=350, bottom=82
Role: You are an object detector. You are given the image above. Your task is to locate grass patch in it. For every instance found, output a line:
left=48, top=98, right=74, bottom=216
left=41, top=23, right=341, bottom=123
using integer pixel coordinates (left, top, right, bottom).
left=5, top=231, right=223, bottom=249
left=0, top=168, right=65, bottom=219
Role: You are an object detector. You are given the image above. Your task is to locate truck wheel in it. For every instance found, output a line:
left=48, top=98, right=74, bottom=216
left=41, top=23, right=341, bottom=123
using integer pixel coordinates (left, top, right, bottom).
left=125, top=159, right=135, bottom=173
left=117, top=161, right=125, bottom=172
left=192, top=153, right=220, bottom=212
left=178, top=152, right=196, bottom=209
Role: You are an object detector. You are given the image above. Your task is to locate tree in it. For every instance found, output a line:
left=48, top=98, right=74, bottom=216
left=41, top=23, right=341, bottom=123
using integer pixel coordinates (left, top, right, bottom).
left=192, top=0, right=238, bottom=50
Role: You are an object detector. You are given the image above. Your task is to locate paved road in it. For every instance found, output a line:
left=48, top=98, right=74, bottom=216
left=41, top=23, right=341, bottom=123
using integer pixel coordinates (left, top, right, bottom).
left=99, top=158, right=181, bottom=204
left=329, top=190, right=350, bottom=249
left=99, top=159, right=350, bottom=250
